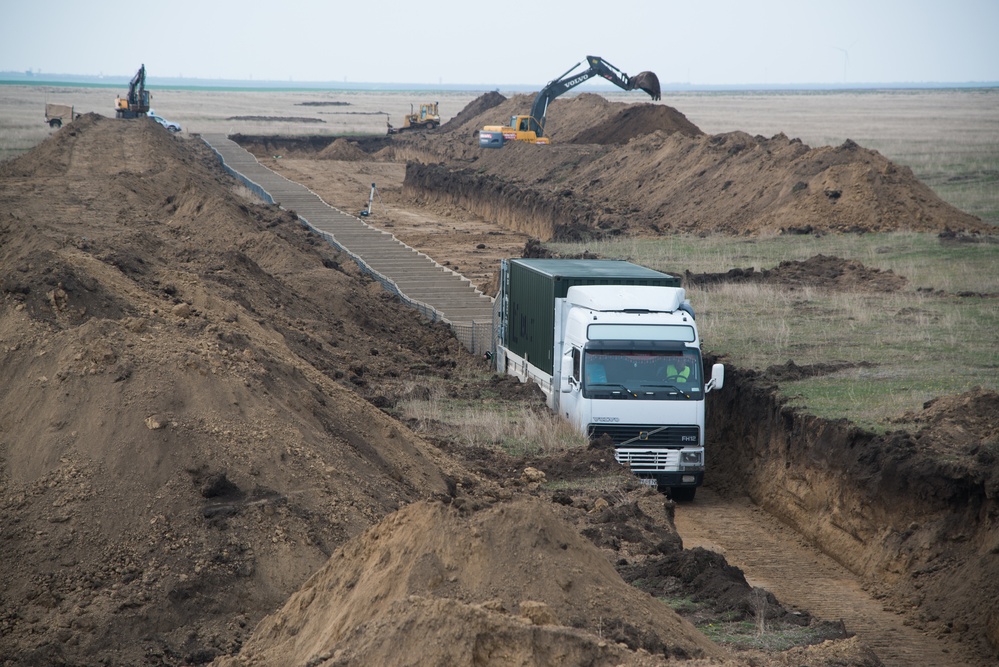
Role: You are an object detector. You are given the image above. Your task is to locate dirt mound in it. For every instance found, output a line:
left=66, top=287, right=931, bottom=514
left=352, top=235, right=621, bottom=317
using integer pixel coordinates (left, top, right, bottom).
left=685, top=254, right=908, bottom=292
left=0, top=114, right=474, bottom=666
left=317, top=137, right=367, bottom=160
left=893, top=386, right=999, bottom=457
left=213, top=498, right=726, bottom=666
left=395, top=93, right=988, bottom=239
left=569, top=103, right=703, bottom=144
left=440, top=90, right=506, bottom=133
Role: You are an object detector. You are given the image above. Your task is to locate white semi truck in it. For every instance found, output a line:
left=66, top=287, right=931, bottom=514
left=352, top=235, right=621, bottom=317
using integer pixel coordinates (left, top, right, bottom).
left=494, top=258, right=724, bottom=500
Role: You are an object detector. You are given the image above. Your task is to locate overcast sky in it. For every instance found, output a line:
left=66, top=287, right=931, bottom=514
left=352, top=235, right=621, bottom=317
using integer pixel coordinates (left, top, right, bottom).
left=3, top=0, right=997, bottom=86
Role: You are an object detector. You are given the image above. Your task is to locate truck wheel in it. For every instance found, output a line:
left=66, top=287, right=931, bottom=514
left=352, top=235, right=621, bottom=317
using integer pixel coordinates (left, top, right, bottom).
left=668, top=487, right=696, bottom=502
left=49, top=119, right=62, bottom=128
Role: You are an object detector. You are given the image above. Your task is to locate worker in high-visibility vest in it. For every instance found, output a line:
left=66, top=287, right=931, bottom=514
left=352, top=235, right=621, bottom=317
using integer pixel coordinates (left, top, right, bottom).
left=664, top=356, right=692, bottom=384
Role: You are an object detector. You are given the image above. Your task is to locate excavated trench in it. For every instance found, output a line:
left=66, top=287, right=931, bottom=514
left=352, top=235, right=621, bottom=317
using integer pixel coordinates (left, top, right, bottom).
left=403, top=162, right=617, bottom=242
left=230, top=134, right=997, bottom=665
left=400, top=155, right=999, bottom=663
left=700, top=357, right=997, bottom=664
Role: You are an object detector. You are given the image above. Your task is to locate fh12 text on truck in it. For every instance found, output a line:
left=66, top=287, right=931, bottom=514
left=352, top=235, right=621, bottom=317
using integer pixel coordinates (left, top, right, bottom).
left=493, top=259, right=724, bottom=501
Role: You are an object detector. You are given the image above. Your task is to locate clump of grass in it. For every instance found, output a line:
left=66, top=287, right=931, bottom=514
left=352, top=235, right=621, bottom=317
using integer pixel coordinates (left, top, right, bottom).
left=397, top=377, right=587, bottom=456
left=660, top=594, right=841, bottom=652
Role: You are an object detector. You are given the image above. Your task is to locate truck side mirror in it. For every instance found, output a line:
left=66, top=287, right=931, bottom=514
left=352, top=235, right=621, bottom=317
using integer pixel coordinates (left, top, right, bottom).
left=560, top=356, right=575, bottom=393
left=705, top=363, right=725, bottom=392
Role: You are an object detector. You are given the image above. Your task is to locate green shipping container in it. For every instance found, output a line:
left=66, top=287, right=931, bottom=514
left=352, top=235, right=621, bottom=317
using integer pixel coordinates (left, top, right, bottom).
left=503, top=259, right=681, bottom=376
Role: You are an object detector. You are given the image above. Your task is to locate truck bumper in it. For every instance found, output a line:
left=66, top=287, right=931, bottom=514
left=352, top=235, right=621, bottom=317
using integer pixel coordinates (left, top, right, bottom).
left=639, top=471, right=703, bottom=487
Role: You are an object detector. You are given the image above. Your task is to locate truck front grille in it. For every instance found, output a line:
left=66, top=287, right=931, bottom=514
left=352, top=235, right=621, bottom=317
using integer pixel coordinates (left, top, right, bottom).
left=587, top=424, right=699, bottom=448
left=615, top=449, right=680, bottom=471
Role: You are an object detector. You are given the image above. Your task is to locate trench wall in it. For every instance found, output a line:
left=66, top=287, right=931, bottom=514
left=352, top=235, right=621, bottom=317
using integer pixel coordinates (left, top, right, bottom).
left=403, top=162, right=610, bottom=242
left=705, top=360, right=998, bottom=656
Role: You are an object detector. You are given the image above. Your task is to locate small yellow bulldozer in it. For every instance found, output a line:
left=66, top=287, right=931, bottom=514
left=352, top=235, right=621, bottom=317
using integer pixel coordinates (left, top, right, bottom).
left=388, top=102, right=440, bottom=134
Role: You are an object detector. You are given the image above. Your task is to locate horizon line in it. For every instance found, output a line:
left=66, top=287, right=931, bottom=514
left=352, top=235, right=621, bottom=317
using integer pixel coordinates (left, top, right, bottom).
left=2, top=71, right=998, bottom=92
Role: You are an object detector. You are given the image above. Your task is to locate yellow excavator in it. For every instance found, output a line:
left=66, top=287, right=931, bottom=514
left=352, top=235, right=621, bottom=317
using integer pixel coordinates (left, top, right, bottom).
left=115, top=64, right=151, bottom=119
left=479, top=55, right=660, bottom=148
left=388, top=102, right=440, bottom=134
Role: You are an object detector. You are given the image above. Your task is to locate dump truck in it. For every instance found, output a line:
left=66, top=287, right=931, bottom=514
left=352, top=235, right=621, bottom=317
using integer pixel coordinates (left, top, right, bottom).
left=479, top=55, right=660, bottom=148
left=494, top=259, right=724, bottom=500
left=388, top=102, right=440, bottom=134
left=44, top=103, right=77, bottom=128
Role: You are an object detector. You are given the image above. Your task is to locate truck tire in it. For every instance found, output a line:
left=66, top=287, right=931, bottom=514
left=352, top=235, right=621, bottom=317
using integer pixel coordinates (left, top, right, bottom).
left=668, top=487, right=696, bottom=502
left=49, top=119, right=62, bottom=128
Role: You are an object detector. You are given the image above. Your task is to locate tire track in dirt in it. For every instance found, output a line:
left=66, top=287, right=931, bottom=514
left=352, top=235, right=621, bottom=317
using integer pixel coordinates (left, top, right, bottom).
left=673, top=488, right=970, bottom=667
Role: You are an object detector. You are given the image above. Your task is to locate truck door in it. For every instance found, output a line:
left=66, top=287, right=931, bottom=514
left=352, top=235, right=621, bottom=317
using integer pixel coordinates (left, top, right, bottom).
left=559, top=347, right=585, bottom=432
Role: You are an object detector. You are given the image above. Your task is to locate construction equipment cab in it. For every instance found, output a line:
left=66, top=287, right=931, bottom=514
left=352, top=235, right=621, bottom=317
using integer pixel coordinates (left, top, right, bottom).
left=479, top=55, right=660, bottom=148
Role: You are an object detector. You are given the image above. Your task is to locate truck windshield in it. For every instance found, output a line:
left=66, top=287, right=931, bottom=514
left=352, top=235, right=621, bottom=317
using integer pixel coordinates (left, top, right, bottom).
left=583, top=349, right=701, bottom=399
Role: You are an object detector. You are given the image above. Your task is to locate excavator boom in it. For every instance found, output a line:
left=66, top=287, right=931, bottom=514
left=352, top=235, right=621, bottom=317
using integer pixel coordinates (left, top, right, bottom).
left=480, top=55, right=660, bottom=148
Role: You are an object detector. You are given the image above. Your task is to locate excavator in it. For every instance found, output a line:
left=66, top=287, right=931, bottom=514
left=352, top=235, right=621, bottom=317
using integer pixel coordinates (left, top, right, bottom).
left=115, top=64, right=151, bottom=119
left=479, top=55, right=660, bottom=148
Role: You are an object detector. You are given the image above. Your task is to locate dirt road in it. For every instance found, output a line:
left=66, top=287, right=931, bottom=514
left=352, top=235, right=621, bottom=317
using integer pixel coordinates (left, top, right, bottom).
left=674, top=489, right=968, bottom=667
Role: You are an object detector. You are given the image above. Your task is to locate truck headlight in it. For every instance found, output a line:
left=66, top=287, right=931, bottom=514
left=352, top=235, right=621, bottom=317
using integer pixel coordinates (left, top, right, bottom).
left=680, top=451, right=701, bottom=465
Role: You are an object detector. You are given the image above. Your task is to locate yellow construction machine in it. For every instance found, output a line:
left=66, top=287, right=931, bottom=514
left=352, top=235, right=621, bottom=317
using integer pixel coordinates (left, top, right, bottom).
left=479, top=55, right=660, bottom=148
left=388, top=102, right=440, bottom=134
left=115, top=64, right=151, bottom=119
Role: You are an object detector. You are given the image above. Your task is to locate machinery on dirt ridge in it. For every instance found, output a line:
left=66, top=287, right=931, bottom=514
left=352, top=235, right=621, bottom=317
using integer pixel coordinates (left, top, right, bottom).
left=479, top=55, right=661, bottom=148
left=388, top=102, right=440, bottom=134
left=115, top=64, right=151, bottom=119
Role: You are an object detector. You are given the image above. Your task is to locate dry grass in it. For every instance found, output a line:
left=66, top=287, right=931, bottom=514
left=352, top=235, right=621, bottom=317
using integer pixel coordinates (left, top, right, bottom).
left=552, top=232, right=999, bottom=430
left=395, top=376, right=587, bottom=456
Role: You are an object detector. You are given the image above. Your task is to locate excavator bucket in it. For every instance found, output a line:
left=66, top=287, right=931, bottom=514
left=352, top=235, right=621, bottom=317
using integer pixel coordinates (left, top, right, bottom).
left=631, top=71, right=661, bottom=101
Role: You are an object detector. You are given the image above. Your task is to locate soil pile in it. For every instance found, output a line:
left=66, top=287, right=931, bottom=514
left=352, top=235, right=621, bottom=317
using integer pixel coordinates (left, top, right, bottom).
left=317, top=137, right=367, bottom=161
left=569, top=103, right=703, bottom=144
left=0, top=114, right=472, bottom=665
left=439, top=90, right=506, bottom=132
left=685, top=254, right=908, bottom=292
left=395, top=93, right=988, bottom=240
left=213, top=498, right=726, bottom=667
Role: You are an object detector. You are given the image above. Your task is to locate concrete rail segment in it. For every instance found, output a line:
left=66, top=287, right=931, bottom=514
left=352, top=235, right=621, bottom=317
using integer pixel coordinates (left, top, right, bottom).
left=200, top=134, right=495, bottom=355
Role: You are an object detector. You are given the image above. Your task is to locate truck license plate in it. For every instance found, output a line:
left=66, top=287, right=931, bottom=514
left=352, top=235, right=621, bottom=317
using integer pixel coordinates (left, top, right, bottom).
left=638, top=477, right=658, bottom=488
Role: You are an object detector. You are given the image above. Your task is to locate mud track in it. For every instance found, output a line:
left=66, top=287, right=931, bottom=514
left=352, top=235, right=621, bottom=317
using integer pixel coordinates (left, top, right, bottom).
left=675, top=489, right=959, bottom=666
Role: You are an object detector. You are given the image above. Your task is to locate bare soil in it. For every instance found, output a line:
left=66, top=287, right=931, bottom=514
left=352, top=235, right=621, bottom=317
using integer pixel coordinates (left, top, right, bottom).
left=0, top=98, right=995, bottom=667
